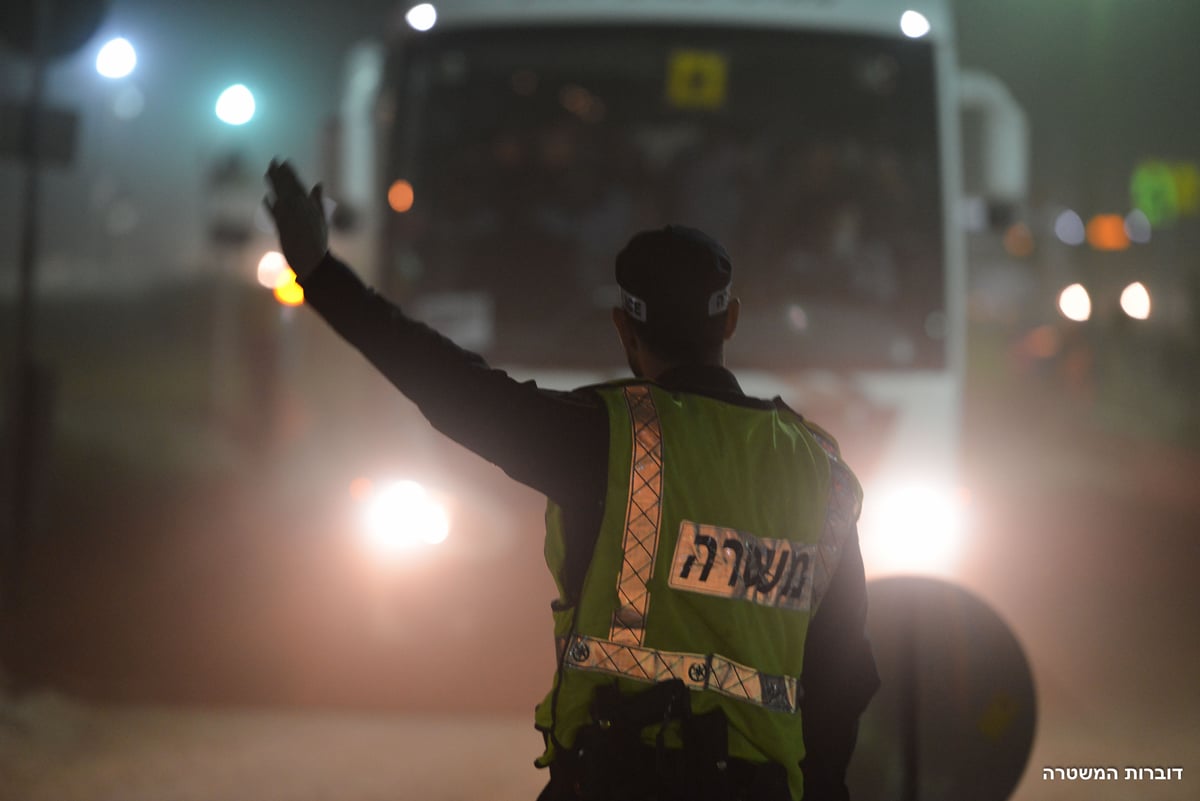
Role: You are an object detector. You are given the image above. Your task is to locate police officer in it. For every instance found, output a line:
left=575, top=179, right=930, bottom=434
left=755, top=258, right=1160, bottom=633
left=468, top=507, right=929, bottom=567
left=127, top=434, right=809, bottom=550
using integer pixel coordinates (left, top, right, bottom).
left=265, top=160, right=878, bottom=801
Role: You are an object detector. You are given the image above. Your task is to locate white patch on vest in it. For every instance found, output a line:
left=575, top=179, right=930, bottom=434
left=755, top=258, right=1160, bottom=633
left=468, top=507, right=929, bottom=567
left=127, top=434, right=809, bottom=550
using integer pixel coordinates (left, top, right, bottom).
left=669, top=521, right=815, bottom=611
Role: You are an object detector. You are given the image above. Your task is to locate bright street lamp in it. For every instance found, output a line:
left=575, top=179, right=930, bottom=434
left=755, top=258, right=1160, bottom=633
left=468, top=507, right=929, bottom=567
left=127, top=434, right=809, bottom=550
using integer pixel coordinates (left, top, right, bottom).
left=405, top=4, right=438, bottom=31
left=900, top=10, right=931, bottom=38
left=96, top=37, right=137, bottom=79
left=215, top=84, right=255, bottom=125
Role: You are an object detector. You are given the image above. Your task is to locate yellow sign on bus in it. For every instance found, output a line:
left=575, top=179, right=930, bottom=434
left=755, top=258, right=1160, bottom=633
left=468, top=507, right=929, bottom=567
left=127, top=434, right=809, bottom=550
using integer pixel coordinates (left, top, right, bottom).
left=666, top=50, right=728, bottom=111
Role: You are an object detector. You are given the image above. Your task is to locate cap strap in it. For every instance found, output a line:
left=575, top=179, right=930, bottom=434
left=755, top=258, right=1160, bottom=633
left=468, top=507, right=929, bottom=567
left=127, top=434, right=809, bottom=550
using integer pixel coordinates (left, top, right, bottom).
left=620, top=284, right=732, bottom=321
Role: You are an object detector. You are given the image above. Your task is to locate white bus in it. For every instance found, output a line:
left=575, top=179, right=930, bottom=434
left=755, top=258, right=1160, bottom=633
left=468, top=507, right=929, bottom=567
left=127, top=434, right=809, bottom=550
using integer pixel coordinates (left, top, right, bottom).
left=316, top=0, right=1027, bottom=579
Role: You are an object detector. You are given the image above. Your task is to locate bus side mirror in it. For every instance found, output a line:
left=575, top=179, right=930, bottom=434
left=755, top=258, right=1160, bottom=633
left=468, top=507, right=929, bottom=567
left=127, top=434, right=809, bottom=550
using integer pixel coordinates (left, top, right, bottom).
left=958, top=69, right=1029, bottom=231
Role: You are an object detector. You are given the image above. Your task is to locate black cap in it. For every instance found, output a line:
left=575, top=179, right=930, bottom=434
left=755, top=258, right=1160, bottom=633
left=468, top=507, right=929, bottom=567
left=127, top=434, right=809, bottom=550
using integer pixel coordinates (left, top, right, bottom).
left=615, top=225, right=733, bottom=334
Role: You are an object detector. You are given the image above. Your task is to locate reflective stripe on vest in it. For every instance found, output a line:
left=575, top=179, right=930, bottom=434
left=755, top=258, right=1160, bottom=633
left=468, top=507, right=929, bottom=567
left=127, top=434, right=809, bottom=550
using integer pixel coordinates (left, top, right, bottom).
left=559, top=633, right=799, bottom=714
left=609, top=384, right=664, bottom=646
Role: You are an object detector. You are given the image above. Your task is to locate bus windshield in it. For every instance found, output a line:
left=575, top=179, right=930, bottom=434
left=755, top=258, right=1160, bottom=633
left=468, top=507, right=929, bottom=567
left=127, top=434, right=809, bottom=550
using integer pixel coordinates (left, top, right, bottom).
left=383, top=25, right=944, bottom=370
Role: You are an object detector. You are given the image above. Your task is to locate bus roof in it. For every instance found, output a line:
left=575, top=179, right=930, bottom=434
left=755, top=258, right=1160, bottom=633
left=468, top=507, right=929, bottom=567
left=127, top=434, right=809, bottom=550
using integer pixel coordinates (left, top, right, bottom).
left=391, top=0, right=955, bottom=42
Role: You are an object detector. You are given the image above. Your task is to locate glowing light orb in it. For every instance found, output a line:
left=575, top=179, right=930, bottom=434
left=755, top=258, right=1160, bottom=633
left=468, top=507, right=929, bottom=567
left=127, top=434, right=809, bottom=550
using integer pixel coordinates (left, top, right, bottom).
left=388, top=179, right=415, bottom=213
left=860, top=482, right=968, bottom=577
left=1124, top=209, right=1152, bottom=244
left=405, top=3, right=438, bottom=32
left=216, top=84, right=255, bottom=126
left=257, top=251, right=288, bottom=289
left=900, top=10, right=931, bottom=38
left=1058, top=283, right=1091, bottom=322
left=1120, top=282, right=1151, bottom=320
left=363, top=480, right=450, bottom=553
left=273, top=273, right=305, bottom=307
left=1054, top=209, right=1086, bottom=246
left=96, top=37, right=137, bottom=79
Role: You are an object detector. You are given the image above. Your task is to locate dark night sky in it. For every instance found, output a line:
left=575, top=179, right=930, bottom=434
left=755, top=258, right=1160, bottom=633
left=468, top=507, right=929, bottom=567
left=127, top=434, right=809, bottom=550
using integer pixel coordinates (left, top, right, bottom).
left=1, top=0, right=1197, bottom=292
left=952, top=0, right=1200, bottom=209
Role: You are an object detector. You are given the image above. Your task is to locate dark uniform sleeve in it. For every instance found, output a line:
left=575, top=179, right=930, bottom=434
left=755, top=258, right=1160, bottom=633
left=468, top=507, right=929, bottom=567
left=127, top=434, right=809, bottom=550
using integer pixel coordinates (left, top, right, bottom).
left=798, top=525, right=879, bottom=801
left=297, top=253, right=609, bottom=508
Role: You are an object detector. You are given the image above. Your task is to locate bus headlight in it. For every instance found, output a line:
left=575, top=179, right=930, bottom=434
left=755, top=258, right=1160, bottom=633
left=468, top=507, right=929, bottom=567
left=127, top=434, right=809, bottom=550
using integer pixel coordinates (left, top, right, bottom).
left=859, top=480, right=969, bottom=576
left=360, top=479, right=450, bottom=554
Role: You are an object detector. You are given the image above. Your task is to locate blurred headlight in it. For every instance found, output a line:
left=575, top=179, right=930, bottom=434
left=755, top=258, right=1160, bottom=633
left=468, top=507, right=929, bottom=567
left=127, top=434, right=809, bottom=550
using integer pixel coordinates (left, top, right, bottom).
left=1120, top=281, right=1151, bottom=320
left=1057, top=283, right=1091, bottom=322
left=361, top=479, right=449, bottom=554
left=859, top=480, right=969, bottom=577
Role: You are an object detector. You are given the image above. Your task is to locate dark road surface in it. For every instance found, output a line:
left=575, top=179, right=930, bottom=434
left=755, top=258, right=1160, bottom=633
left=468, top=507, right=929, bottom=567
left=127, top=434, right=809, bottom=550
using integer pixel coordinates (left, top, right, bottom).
left=956, top=380, right=1200, bottom=800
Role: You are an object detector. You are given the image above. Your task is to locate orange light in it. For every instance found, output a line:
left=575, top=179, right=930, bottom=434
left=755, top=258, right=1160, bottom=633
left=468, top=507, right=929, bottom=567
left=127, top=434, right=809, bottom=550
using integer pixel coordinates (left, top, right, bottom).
left=1086, top=214, right=1130, bottom=251
left=1003, top=222, right=1034, bottom=258
left=387, top=179, right=414, bottom=213
left=273, top=268, right=304, bottom=306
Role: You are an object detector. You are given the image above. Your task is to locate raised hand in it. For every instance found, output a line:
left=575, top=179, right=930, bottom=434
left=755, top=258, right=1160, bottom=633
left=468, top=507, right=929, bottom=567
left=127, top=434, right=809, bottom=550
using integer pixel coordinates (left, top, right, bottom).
left=264, top=158, right=328, bottom=280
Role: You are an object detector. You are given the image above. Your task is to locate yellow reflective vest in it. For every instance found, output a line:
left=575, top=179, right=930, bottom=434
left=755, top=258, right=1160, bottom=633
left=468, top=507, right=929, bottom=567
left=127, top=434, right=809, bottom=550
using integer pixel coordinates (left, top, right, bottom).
left=535, top=381, right=862, bottom=801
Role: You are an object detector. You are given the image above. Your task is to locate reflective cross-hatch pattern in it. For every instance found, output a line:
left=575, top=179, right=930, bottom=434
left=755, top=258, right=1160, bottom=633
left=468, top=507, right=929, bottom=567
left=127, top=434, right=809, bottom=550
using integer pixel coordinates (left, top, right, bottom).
left=561, top=633, right=799, bottom=713
left=609, top=385, right=664, bottom=646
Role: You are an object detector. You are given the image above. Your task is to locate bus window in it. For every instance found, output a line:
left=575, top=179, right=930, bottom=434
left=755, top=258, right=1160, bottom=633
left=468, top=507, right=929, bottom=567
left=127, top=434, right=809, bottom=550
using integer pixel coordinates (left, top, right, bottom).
left=383, top=25, right=943, bottom=370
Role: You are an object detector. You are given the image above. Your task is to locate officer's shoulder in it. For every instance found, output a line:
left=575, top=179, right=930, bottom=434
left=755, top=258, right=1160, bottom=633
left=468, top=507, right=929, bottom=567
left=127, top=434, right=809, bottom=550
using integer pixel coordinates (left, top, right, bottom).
left=772, top=398, right=845, bottom=459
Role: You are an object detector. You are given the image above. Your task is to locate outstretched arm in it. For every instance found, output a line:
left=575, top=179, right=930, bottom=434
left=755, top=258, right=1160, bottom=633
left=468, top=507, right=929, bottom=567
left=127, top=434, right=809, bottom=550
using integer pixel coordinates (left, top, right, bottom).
left=263, top=160, right=608, bottom=509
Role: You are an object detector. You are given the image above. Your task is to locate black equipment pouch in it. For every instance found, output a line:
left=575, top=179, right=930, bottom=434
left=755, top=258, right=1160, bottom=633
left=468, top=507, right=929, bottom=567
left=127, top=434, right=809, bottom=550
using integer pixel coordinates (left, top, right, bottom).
left=578, top=679, right=733, bottom=801
left=539, top=680, right=792, bottom=801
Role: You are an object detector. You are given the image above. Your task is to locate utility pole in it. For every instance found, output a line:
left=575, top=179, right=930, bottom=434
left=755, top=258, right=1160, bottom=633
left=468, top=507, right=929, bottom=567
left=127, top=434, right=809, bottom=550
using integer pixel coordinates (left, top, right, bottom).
left=0, top=0, right=107, bottom=684
left=4, top=0, right=52, bottom=634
